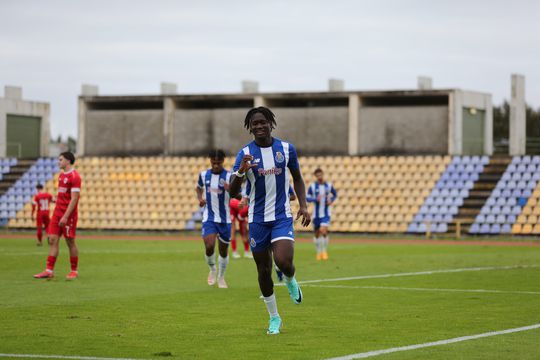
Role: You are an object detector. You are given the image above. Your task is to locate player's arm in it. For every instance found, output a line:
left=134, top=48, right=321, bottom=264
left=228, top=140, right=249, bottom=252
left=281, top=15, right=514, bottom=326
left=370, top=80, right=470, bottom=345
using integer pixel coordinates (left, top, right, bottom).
left=59, top=192, right=80, bottom=227
left=289, top=186, right=297, bottom=202
left=230, top=154, right=256, bottom=199
left=196, top=174, right=206, bottom=207
left=306, top=185, right=316, bottom=203
left=328, top=185, right=338, bottom=205
left=31, top=199, right=36, bottom=220
left=290, top=167, right=310, bottom=227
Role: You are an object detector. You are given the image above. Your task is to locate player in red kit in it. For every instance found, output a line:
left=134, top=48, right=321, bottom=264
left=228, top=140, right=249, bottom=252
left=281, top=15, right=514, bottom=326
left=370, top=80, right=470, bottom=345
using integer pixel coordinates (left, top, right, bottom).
left=230, top=196, right=250, bottom=258
left=34, top=152, right=82, bottom=280
left=31, top=184, right=53, bottom=246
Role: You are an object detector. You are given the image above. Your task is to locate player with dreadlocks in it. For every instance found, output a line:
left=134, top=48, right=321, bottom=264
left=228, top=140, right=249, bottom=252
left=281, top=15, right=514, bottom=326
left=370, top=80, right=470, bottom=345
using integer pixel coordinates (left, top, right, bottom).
left=230, top=106, right=311, bottom=335
left=196, top=149, right=232, bottom=288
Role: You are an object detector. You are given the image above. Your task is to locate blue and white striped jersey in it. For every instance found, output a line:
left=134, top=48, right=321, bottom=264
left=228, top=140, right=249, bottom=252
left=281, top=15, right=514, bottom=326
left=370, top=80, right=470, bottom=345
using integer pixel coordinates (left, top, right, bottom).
left=307, top=182, right=337, bottom=219
left=233, top=138, right=299, bottom=223
left=197, top=169, right=232, bottom=223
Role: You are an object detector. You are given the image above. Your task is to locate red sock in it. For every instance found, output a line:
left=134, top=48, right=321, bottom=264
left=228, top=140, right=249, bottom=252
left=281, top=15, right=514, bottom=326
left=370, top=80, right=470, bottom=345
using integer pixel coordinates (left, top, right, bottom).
left=70, top=256, right=78, bottom=272
left=244, top=240, right=249, bottom=252
left=37, top=228, right=43, bottom=242
left=46, top=256, right=57, bottom=271
left=231, top=238, right=237, bottom=251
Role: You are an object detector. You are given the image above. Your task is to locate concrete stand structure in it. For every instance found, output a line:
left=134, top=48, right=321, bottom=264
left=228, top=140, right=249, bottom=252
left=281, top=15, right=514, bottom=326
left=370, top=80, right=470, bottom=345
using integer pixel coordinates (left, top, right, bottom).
left=0, top=86, right=50, bottom=158
left=78, top=87, right=493, bottom=157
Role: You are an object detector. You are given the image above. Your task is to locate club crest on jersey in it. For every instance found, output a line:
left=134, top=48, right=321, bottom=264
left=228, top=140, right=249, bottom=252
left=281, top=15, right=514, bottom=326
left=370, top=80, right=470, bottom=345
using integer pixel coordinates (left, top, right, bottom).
left=275, top=152, right=285, bottom=163
left=219, top=178, right=225, bottom=186
left=250, top=238, right=256, bottom=247
left=63, top=177, right=68, bottom=184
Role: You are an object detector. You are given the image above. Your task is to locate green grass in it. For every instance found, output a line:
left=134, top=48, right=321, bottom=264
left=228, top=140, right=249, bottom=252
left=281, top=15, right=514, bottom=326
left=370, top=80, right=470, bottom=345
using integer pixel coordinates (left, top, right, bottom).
left=1, top=234, right=540, bottom=359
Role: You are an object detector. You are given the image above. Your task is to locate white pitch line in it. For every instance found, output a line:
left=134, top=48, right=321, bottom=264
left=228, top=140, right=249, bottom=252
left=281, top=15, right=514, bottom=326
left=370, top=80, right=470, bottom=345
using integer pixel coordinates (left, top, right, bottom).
left=296, top=264, right=540, bottom=285
left=325, top=323, right=540, bottom=360
left=304, top=284, right=540, bottom=296
left=0, top=354, right=147, bottom=360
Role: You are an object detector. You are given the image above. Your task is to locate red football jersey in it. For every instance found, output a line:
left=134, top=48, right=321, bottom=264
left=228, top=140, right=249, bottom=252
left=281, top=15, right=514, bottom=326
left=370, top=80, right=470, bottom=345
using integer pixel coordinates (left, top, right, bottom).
left=33, top=192, right=53, bottom=214
left=53, top=169, right=82, bottom=216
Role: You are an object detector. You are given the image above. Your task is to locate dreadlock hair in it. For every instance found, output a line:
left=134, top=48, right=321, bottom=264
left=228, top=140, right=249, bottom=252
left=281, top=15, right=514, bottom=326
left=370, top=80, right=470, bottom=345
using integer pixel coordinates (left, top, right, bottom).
left=208, top=149, right=226, bottom=160
left=244, top=106, right=277, bottom=132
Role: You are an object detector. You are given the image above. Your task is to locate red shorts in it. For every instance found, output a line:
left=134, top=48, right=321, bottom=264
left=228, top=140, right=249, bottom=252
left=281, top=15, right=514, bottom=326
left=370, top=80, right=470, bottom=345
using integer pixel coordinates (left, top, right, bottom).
left=49, top=212, right=78, bottom=238
left=36, top=212, right=50, bottom=229
left=230, top=199, right=248, bottom=235
left=230, top=200, right=248, bottom=221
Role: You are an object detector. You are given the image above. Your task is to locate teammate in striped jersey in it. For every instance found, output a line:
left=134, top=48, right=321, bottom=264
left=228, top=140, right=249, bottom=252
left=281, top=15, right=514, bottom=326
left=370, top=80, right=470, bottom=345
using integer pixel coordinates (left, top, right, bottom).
left=230, top=107, right=311, bottom=335
left=196, top=150, right=232, bottom=289
left=307, top=168, right=338, bottom=260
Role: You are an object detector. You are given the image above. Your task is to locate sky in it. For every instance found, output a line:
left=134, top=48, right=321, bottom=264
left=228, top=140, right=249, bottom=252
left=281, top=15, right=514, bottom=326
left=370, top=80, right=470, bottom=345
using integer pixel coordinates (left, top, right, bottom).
left=1, top=0, right=539, bottom=139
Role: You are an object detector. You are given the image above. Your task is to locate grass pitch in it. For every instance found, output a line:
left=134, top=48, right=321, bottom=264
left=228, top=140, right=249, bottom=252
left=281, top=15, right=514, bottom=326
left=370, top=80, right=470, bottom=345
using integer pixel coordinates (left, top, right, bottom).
left=1, top=232, right=540, bottom=360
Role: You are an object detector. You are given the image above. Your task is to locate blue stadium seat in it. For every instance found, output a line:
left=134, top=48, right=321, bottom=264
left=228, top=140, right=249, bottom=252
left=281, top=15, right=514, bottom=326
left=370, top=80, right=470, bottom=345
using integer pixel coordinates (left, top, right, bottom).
left=501, top=224, right=512, bottom=234
left=490, top=224, right=501, bottom=234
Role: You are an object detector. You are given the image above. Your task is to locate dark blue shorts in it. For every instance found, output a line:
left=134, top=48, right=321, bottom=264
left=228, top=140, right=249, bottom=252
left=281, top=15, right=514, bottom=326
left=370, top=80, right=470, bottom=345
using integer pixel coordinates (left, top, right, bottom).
left=248, top=218, right=294, bottom=253
left=202, top=221, right=231, bottom=243
left=313, top=216, right=331, bottom=230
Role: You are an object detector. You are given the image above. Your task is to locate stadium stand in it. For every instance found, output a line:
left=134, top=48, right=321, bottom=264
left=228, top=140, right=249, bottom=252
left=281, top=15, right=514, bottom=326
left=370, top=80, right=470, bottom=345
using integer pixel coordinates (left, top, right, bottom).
left=2, top=158, right=58, bottom=227
left=470, top=156, right=540, bottom=234
left=291, top=156, right=451, bottom=233
left=408, top=156, right=488, bottom=234
left=0, top=158, right=52, bottom=226
left=4, top=155, right=540, bottom=235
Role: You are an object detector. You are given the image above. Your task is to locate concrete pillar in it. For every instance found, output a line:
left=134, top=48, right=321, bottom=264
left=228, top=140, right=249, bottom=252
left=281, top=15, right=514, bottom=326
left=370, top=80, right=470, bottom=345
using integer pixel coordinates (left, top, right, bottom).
left=77, top=98, right=87, bottom=156
left=253, top=96, right=265, bottom=107
left=417, top=76, right=433, bottom=90
left=78, top=84, right=99, bottom=156
left=81, top=84, right=99, bottom=96
left=348, top=94, right=360, bottom=155
left=484, top=94, right=494, bottom=155
left=160, top=82, right=177, bottom=95
left=242, top=81, right=259, bottom=94
left=328, top=79, right=345, bottom=92
left=509, top=74, right=526, bottom=155
left=163, top=98, right=176, bottom=155
left=448, top=90, right=463, bottom=155
left=5, top=86, right=22, bottom=100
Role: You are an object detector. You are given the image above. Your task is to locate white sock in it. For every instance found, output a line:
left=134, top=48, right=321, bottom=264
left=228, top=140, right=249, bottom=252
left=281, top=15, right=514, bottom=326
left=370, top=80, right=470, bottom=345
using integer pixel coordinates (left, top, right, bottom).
left=263, top=293, right=279, bottom=318
left=205, top=254, right=216, bottom=271
left=314, top=237, right=323, bottom=253
left=218, top=255, right=229, bottom=279
left=322, top=235, right=329, bottom=252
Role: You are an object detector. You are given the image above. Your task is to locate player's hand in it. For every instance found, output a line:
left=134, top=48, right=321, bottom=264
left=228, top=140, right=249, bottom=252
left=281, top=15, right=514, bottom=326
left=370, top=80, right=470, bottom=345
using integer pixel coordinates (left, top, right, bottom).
left=199, top=199, right=207, bottom=207
left=317, top=195, right=322, bottom=201
left=296, top=207, right=311, bottom=227
left=238, top=155, right=257, bottom=174
left=59, top=216, right=68, bottom=227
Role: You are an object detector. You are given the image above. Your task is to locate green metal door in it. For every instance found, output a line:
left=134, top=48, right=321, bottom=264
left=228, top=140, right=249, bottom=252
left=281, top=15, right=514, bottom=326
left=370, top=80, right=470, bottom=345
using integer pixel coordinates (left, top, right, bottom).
left=462, top=108, right=485, bottom=155
left=6, top=115, right=41, bottom=158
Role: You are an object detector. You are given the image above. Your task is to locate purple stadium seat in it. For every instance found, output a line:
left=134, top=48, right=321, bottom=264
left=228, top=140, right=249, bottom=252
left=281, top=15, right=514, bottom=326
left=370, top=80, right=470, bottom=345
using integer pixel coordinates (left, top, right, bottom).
left=490, top=224, right=501, bottom=234
left=501, top=224, right=512, bottom=234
